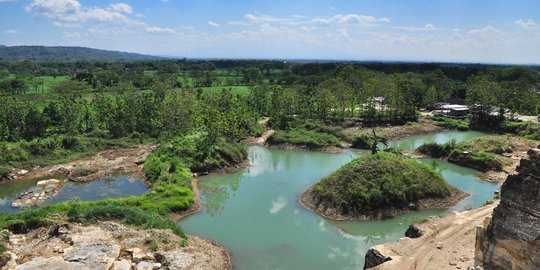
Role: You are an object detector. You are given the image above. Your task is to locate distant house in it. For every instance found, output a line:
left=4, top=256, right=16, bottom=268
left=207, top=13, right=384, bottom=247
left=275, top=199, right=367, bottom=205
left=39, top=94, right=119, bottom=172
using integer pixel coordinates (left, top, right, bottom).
left=434, top=104, right=469, bottom=118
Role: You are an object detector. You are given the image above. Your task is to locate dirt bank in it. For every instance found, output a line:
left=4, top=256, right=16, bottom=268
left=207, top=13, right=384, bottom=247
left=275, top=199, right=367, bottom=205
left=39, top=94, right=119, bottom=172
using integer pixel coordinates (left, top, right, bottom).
left=2, top=145, right=153, bottom=185
left=300, top=186, right=469, bottom=221
left=340, top=121, right=446, bottom=141
left=367, top=202, right=498, bottom=270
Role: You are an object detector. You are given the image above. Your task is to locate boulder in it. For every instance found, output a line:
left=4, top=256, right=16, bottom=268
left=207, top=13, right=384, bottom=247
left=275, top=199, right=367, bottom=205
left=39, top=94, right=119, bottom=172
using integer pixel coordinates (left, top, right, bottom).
left=363, top=248, right=392, bottom=269
left=63, top=243, right=121, bottom=270
left=404, top=223, right=424, bottom=238
left=155, top=250, right=195, bottom=270
left=112, top=259, right=133, bottom=270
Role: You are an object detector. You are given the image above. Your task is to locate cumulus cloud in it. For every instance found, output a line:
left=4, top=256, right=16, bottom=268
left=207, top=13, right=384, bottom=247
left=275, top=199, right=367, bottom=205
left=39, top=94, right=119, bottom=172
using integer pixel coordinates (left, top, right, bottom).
left=26, top=0, right=141, bottom=26
left=269, top=196, right=287, bottom=214
left=468, top=25, right=502, bottom=39
left=144, top=26, right=176, bottom=34
left=4, top=29, right=18, bottom=34
left=515, top=19, right=537, bottom=30
left=312, top=14, right=390, bottom=27
left=109, top=3, right=133, bottom=14
left=208, top=21, right=220, bottom=27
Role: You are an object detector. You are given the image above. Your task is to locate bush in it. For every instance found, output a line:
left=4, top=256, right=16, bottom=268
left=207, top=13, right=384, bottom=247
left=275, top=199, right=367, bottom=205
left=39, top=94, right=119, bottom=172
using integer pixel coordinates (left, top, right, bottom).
left=26, top=137, right=61, bottom=155
left=502, top=121, right=540, bottom=140
left=0, top=165, right=11, bottom=179
left=268, top=128, right=342, bottom=148
left=431, top=116, right=469, bottom=131
left=416, top=139, right=460, bottom=158
left=0, top=143, right=30, bottom=163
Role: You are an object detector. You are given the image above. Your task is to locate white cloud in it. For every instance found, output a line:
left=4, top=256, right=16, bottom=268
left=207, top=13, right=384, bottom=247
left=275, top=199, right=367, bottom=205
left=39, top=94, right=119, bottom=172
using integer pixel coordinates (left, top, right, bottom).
left=394, top=23, right=440, bottom=32
left=109, top=3, right=133, bottom=14
left=4, top=29, right=18, bottom=34
left=208, top=21, right=220, bottom=27
left=269, top=196, right=287, bottom=214
left=468, top=25, right=502, bottom=39
left=144, top=26, right=176, bottom=34
left=311, top=14, right=391, bottom=27
left=26, top=0, right=141, bottom=26
left=515, top=19, right=537, bottom=30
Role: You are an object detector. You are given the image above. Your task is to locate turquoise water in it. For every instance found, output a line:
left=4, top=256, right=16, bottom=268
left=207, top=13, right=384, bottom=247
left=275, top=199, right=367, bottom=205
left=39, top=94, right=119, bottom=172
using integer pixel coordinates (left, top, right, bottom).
left=0, top=175, right=149, bottom=212
left=180, top=131, right=499, bottom=270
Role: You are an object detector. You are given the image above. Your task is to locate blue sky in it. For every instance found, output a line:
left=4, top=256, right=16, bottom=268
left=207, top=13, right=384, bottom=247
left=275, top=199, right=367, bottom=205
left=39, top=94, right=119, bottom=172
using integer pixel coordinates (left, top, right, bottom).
left=1, top=0, right=539, bottom=63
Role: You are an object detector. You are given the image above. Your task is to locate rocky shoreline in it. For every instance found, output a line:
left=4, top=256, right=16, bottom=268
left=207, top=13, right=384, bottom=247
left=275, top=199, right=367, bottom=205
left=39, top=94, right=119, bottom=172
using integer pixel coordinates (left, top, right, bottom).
left=300, top=186, right=468, bottom=221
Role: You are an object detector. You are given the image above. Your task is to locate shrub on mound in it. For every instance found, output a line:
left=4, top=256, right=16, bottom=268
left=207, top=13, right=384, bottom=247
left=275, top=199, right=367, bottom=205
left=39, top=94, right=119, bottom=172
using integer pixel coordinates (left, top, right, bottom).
left=310, top=152, right=455, bottom=217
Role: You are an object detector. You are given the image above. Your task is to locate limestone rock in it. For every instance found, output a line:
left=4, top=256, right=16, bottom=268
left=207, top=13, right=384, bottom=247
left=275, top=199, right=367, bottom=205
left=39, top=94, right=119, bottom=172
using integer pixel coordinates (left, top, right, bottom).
left=136, top=261, right=153, bottom=270
left=363, top=248, right=392, bottom=269
left=112, top=259, right=133, bottom=270
left=15, top=256, right=87, bottom=270
left=155, top=250, right=195, bottom=270
left=63, top=243, right=121, bottom=270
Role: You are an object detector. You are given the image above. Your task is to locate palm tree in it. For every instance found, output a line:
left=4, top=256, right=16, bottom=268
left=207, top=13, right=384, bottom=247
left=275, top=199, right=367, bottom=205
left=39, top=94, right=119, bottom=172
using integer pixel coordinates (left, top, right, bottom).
left=370, top=129, right=388, bottom=154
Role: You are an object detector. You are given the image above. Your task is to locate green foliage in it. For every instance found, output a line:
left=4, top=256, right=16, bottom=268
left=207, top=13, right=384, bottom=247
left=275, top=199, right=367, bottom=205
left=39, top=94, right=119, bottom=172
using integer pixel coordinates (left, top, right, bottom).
left=431, top=116, right=469, bottom=131
left=312, top=153, right=453, bottom=215
left=502, top=121, right=540, bottom=140
left=417, top=139, right=460, bottom=158
left=0, top=243, right=5, bottom=254
left=0, top=165, right=11, bottom=178
left=268, top=128, right=342, bottom=149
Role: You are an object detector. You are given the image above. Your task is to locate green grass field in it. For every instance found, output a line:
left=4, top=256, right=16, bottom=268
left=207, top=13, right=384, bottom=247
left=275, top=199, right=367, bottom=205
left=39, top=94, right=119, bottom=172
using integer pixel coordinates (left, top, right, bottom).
left=200, top=85, right=250, bottom=96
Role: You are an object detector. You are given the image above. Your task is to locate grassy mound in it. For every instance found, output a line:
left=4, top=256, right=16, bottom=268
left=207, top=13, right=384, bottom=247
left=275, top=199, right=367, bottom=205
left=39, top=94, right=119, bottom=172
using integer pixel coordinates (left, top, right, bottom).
left=303, top=153, right=460, bottom=220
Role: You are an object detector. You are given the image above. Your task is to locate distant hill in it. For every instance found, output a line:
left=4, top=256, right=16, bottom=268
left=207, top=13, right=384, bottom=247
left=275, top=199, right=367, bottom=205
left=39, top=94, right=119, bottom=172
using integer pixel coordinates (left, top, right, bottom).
left=0, top=45, right=162, bottom=62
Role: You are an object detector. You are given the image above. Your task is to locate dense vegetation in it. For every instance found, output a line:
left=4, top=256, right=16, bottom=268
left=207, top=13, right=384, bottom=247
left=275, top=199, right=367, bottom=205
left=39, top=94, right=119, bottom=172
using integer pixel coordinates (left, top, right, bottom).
left=308, top=153, right=455, bottom=218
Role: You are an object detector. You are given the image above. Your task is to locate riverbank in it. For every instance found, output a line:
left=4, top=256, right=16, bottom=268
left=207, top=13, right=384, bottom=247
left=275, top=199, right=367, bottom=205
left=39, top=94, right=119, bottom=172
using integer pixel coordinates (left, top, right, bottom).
left=0, top=221, right=232, bottom=270
left=365, top=202, right=498, bottom=270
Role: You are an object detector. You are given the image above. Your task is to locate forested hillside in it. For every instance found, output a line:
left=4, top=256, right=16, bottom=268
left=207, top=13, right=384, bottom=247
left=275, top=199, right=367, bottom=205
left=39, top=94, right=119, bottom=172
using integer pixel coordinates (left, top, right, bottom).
left=0, top=45, right=161, bottom=62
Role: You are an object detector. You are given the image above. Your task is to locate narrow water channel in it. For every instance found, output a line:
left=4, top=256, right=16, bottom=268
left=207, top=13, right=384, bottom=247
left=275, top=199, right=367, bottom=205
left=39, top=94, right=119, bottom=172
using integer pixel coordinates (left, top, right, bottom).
left=0, top=175, right=149, bottom=212
left=179, top=131, right=500, bottom=270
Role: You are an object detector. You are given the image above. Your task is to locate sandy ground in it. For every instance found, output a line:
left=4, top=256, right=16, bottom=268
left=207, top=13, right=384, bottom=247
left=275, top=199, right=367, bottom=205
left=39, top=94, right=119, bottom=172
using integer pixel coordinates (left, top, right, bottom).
left=370, top=202, right=498, bottom=270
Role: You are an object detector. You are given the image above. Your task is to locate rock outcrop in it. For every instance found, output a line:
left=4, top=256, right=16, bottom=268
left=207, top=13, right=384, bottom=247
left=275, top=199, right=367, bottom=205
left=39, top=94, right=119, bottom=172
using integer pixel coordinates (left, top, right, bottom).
left=2, top=221, right=231, bottom=270
left=11, top=179, right=64, bottom=208
left=475, top=147, right=540, bottom=269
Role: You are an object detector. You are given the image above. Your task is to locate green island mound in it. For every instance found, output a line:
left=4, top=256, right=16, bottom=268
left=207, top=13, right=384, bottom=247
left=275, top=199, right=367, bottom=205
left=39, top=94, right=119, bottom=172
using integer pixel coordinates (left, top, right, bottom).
left=301, top=152, right=467, bottom=220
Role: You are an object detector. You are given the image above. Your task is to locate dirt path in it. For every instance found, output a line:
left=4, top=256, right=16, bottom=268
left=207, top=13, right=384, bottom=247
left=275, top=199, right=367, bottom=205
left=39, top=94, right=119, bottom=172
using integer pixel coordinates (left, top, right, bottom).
left=371, top=202, right=498, bottom=270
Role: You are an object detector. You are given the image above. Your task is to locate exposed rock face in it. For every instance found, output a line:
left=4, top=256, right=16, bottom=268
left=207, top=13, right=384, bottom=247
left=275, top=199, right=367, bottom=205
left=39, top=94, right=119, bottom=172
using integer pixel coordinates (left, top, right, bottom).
left=475, top=148, right=540, bottom=269
left=364, top=248, right=392, bottom=269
